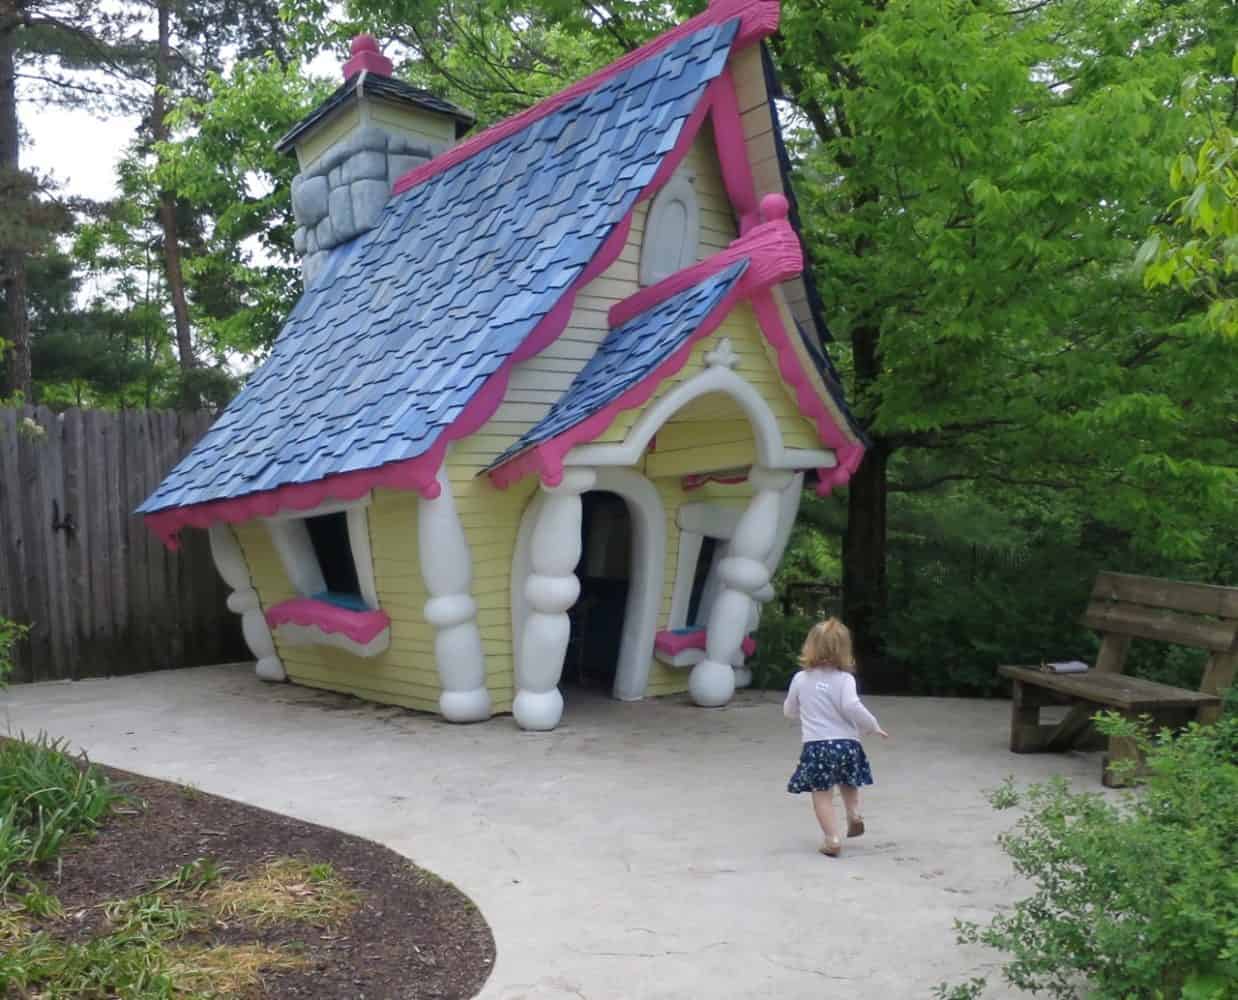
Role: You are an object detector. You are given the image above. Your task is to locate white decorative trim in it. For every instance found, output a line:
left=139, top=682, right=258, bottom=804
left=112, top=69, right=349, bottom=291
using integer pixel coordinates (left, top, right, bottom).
left=688, top=467, right=795, bottom=707
left=565, top=366, right=833, bottom=472
left=272, top=621, right=391, bottom=658
left=594, top=468, right=666, bottom=701
left=208, top=524, right=286, bottom=682
left=640, top=172, right=700, bottom=286
left=705, top=337, right=739, bottom=369
left=346, top=507, right=380, bottom=610
left=677, top=502, right=742, bottom=540
left=668, top=531, right=704, bottom=630
left=512, top=469, right=668, bottom=713
left=266, top=519, right=327, bottom=598
left=418, top=466, right=491, bottom=723
left=265, top=495, right=372, bottom=521
left=785, top=449, right=837, bottom=469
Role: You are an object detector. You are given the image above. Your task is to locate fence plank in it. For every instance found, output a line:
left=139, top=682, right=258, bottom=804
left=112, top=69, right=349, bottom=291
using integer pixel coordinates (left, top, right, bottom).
left=0, top=406, right=238, bottom=682
left=0, top=408, right=31, bottom=681
left=61, top=409, right=88, bottom=680
left=19, top=407, right=52, bottom=679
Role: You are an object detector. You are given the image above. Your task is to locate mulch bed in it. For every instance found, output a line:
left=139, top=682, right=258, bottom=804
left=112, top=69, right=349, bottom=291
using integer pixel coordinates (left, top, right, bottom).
left=26, top=764, right=495, bottom=999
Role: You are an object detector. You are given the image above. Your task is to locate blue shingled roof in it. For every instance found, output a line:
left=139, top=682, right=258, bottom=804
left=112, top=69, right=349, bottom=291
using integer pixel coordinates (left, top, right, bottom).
left=488, top=260, right=749, bottom=470
left=140, top=19, right=739, bottom=515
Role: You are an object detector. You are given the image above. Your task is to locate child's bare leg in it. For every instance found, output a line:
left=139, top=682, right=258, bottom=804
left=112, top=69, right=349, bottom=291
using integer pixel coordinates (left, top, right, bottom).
left=839, top=785, right=864, bottom=837
left=811, top=790, right=841, bottom=849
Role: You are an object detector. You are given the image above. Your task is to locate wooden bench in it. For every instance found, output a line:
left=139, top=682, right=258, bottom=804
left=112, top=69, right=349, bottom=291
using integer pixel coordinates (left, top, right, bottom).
left=998, top=572, right=1236, bottom=786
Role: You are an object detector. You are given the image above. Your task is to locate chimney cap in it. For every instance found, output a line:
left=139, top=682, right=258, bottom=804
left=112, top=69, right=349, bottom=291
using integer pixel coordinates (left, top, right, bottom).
left=343, top=34, right=394, bottom=79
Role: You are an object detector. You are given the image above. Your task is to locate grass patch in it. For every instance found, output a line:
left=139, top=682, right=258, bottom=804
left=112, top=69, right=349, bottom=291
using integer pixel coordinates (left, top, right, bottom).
left=0, top=734, right=121, bottom=893
left=203, top=857, right=360, bottom=929
left=0, top=857, right=353, bottom=997
left=167, top=943, right=307, bottom=996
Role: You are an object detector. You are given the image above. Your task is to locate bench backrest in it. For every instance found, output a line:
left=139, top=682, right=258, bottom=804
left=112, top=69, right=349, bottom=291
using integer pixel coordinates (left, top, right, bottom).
left=1083, top=572, right=1238, bottom=716
left=1084, top=572, right=1238, bottom=651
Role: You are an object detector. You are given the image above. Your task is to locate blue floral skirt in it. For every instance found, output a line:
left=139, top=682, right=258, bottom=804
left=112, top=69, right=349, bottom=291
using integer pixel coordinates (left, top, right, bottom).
left=787, top=739, right=873, bottom=793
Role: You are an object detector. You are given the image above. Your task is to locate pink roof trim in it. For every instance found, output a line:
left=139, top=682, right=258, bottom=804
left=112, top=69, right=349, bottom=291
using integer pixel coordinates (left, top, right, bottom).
left=391, top=0, right=779, bottom=197
left=609, top=202, right=798, bottom=329
left=265, top=597, right=391, bottom=645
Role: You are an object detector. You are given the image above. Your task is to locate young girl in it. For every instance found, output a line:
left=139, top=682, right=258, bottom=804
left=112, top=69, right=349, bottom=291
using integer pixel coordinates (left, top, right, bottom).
left=784, top=618, right=887, bottom=857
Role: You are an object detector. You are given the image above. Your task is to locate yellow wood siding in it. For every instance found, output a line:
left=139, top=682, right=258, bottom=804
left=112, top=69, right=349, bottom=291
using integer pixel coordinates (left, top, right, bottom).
left=366, top=99, right=456, bottom=149
left=295, top=105, right=362, bottom=171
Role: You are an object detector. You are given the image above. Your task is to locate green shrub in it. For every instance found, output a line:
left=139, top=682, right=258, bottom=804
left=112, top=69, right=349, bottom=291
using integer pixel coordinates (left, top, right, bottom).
left=937, top=715, right=1238, bottom=999
left=0, top=616, right=28, bottom=687
left=0, top=735, right=120, bottom=894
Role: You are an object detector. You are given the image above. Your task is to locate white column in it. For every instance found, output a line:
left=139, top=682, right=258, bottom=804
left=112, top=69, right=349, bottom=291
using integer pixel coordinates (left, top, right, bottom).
left=418, top=468, right=492, bottom=723
left=513, top=468, right=595, bottom=731
left=689, top=467, right=795, bottom=707
left=208, top=523, right=286, bottom=682
left=734, top=471, right=804, bottom=690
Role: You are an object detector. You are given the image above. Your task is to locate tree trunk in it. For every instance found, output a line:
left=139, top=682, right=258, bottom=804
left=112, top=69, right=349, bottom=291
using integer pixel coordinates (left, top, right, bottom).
left=842, top=316, right=897, bottom=690
left=0, top=19, right=32, bottom=400
left=843, top=438, right=893, bottom=689
left=153, top=0, right=195, bottom=394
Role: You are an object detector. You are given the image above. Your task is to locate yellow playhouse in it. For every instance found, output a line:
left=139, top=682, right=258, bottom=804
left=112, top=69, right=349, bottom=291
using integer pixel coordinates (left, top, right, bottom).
left=140, top=0, right=865, bottom=731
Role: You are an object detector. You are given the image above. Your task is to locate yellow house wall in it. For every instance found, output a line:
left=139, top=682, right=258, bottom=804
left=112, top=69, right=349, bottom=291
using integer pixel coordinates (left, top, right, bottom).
left=231, top=467, right=533, bottom=715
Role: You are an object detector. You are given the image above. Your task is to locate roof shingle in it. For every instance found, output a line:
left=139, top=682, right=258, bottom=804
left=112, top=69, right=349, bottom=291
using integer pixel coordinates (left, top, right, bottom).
left=141, top=18, right=739, bottom=516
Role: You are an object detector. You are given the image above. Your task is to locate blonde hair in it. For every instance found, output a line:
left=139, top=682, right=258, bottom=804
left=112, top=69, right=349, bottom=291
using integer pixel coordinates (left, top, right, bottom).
left=798, top=618, right=856, bottom=672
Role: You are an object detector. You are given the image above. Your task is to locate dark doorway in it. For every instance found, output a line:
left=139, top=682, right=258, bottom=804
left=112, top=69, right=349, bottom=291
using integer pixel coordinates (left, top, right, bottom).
left=565, top=491, right=632, bottom=693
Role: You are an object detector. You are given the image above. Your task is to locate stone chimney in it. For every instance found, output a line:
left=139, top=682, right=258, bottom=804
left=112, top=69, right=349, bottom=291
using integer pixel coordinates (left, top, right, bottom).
left=277, top=35, right=475, bottom=284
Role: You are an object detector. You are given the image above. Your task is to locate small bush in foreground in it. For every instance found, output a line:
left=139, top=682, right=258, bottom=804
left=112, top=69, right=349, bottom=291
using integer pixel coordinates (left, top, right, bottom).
left=937, top=714, right=1238, bottom=1000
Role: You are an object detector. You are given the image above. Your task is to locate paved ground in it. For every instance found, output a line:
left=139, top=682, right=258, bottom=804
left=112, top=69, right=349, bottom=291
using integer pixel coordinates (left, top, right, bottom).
left=2, top=665, right=1109, bottom=999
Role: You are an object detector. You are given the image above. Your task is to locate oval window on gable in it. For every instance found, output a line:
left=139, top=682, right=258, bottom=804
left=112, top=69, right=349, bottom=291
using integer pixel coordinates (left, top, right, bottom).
left=639, top=174, right=700, bottom=286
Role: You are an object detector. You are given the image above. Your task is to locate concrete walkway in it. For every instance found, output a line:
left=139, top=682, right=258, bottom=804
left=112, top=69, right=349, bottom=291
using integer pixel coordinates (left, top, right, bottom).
left=2, top=665, right=1106, bottom=999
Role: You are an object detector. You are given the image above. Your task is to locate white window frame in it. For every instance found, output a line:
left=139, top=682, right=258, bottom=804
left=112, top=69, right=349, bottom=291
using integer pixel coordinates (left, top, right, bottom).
left=264, top=495, right=380, bottom=611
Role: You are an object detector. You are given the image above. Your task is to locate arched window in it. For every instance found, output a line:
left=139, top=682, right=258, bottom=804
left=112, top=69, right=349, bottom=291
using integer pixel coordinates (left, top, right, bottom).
left=639, top=173, right=700, bottom=286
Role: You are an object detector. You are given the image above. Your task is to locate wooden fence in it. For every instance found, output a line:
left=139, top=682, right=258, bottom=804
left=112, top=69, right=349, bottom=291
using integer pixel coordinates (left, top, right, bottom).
left=0, top=406, right=244, bottom=683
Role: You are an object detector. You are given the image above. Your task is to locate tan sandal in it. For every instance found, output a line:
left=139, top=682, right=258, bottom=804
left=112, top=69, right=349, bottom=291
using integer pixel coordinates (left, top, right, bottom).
left=819, top=838, right=842, bottom=857
left=847, top=816, right=865, bottom=839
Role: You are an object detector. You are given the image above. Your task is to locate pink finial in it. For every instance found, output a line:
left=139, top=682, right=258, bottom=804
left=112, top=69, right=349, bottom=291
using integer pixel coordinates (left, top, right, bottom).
left=761, top=193, right=789, bottom=223
left=343, top=34, right=393, bottom=80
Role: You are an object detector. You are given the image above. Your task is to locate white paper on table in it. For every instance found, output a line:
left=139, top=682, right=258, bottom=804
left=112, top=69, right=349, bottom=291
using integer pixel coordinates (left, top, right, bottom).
left=1043, top=660, right=1090, bottom=674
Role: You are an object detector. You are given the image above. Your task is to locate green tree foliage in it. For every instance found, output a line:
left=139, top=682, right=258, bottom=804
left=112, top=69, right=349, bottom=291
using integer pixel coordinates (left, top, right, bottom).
left=154, top=54, right=326, bottom=358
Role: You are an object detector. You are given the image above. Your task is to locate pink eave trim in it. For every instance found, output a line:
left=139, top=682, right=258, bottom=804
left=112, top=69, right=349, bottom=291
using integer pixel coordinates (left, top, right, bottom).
left=266, top=598, right=391, bottom=646
left=146, top=77, right=723, bottom=549
left=391, top=0, right=779, bottom=197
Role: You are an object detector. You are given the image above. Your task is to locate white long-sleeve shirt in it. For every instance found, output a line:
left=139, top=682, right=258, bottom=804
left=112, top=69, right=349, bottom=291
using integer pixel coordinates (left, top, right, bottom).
left=783, top=668, right=881, bottom=743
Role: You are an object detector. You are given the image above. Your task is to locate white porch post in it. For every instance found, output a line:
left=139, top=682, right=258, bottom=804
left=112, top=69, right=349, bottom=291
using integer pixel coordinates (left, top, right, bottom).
left=208, top=523, right=286, bottom=682
left=513, top=468, right=595, bottom=731
left=418, top=468, right=492, bottom=723
left=689, top=467, right=795, bottom=707
left=734, top=470, right=804, bottom=690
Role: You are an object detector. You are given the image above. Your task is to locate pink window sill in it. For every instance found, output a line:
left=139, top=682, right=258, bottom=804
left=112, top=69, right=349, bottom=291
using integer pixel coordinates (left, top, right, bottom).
left=655, top=628, right=756, bottom=658
left=265, top=598, right=391, bottom=647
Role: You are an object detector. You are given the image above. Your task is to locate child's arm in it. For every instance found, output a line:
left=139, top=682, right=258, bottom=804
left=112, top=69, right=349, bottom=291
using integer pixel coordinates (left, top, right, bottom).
left=839, top=673, right=886, bottom=736
left=782, top=672, right=801, bottom=720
